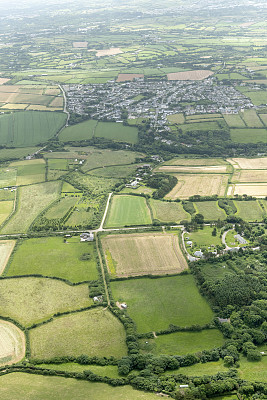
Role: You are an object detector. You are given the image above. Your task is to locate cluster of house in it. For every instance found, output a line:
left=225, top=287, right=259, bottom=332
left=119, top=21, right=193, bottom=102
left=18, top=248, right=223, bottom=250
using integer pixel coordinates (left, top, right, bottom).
left=63, top=77, right=254, bottom=130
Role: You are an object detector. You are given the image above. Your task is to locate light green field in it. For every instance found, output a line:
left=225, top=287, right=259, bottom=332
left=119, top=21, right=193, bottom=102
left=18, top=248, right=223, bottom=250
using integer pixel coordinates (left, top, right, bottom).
left=223, top=114, right=246, bottom=128
left=0, top=277, right=92, bottom=326
left=186, top=226, right=222, bottom=248
left=59, top=120, right=97, bottom=142
left=180, top=121, right=220, bottom=132
left=30, top=308, right=127, bottom=359
left=1, top=181, right=61, bottom=234
left=0, top=190, right=15, bottom=201
left=82, top=148, right=143, bottom=172
left=150, top=199, right=190, bottom=223
left=121, top=185, right=155, bottom=196
left=62, top=181, right=81, bottom=193
left=241, top=109, right=264, bottom=128
left=243, top=90, right=267, bottom=106
left=38, top=363, right=120, bottom=378
left=0, top=112, right=66, bottom=147
left=94, top=122, right=138, bottom=144
left=235, top=200, right=264, bottom=221
left=111, top=275, right=214, bottom=333
left=6, top=236, right=99, bottom=283
left=225, top=230, right=247, bottom=248
left=0, top=373, right=159, bottom=400
left=140, top=329, right=224, bottom=355
left=0, top=201, right=14, bottom=225
left=105, top=195, right=152, bottom=228
left=194, top=201, right=226, bottom=221
left=0, top=168, right=17, bottom=188
left=230, top=128, right=267, bottom=143
left=45, top=197, right=77, bottom=219
left=89, top=163, right=141, bottom=178
left=48, top=159, right=68, bottom=170
left=15, top=162, right=46, bottom=186
left=167, top=113, right=185, bottom=124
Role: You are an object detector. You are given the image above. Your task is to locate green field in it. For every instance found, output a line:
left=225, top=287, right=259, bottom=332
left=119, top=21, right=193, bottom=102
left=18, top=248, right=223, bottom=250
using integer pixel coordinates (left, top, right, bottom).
left=186, top=226, right=222, bottom=249
left=0, top=112, right=66, bottom=147
left=140, top=329, right=224, bottom=355
left=59, top=120, right=97, bottom=142
left=0, top=168, right=17, bottom=188
left=30, top=308, right=127, bottom=358
left=111, top=275, right=214, bottom=333
left=235, top=200, right=264, bottom=221
left=194, top=201, right=226, bottom=221
left=242, top=90, right=267, bottom=106
left=94, top=122, right=138, bottom=144
left=82, top=148, right=143, bottom=171
left=241, top=109, right=264, bottom=128
left=230, top=128, right=267, bottom=143
left=0, top=277, right=91, bottom=326
left=12, top=160, right=46, bottom=186
left=5, top=236, right=99, bottom=283
left=89, top=163, right=141, bottom=178
left=0, top=201, right=14, bottom=225
left=0, top=147, right=39, bottom=161
left=45, top=197, right=77, bottom=219
left=0, top=374, right=159, bottom=400
left=1, top=181, right=61, bottom=233
left=48, top=159, right=68, bottom=170
left=105, top=195, right=152, bottom=228
left=180, top=121, right=220, bottom=132
left=223, top=114, right=246, bottom=128
left=150, top=199, right=190, bottom=223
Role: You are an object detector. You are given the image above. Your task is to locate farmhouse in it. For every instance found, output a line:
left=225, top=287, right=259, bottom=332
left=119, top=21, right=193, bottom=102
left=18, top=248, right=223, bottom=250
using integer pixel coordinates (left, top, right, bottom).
left=234, top=234, right=247, bottom=244
left=80, top=232, right=94, bottom=242
left=194, top=250, right=203, bottom=258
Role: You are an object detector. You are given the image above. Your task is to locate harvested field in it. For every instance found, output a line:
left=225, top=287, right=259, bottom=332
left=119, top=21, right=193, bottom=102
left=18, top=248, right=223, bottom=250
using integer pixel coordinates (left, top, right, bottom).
left=150, top=199, right=190, bottom=223
left=96, top=48, right=122, bottom=57
left=0, top=277, right=92, bottom=326
left=117, top=73, right=144, bottom=82
left=0, top=78, right=10, bottom=85
left=49, top=97, right=63, bottom=108
left=29, top=308, right=127, bottom=359
left=234, top=170, right=267, bottom=182
left=233, top=184, right=267, bottom=198
left=73, top=41, right=88, bottom=48
left=167, top=70, right=213, bottom=81
left=229, top=157, right=267, bottom=169
left=164, top=158, right=228, bottom=166
left=102, top=232, right=187, bottom=277
left=157, top=165, right=229, bottom=173
left=0, top=240, right=15, bottom=275
left=0, top=320, right=25, bottom=365
left=165, top=174, right=228, bottom=199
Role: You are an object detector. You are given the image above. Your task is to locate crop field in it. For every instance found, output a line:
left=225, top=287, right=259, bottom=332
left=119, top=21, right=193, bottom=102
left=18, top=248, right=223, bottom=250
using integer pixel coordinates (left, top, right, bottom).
left=150, top=199, right=190, bottom=223
left=105, top=195, right=152, bottom=228
left=1, top=181, right=61, bottom=234
left=157, top=165, right=229, bottom=173
left=30, top=308, right=127, bottom=359
left=6, top=236, right=99, bottom=283
left=102, top=232, right=187, bottom=277
left=233, top=169, right=267, bottom=182
left=47, top=159, right=68, bottom=170
left=0, top=277, right=92, bottom=326
left=0, top=240, right=16, bottom=274
left=167, top=70, right=213, bottom=80
left=111, top=275, right=214, bottom=333
left=0, top=320, right=25, bottom=365
left=235, top=200, right=264, bottom=221
left=223, top=114, right=246, bottom=127
left=229, top=157, right=267, bottom=169
left=165, top=174, right=228, bottom=199
left=82, top=148, right=143, bottom=172
left=0, top=374, right=160, bottom=400
left=164, top=158, right=228, bottom=166
left=241, top=109, right=264, bottom=127
left=94, top=122, right=138, bottom=144
left=59, top=120, right=97, bottom=142
left=230, top=128, right=267, bottom=143
left=141, top=329, right=224, bottom=356
left=45, top=197, right=77, bottom=219
left=194, top=201, right=226, bottom=220
left=0, top=201, right=14, bottom=226
left=0, top=147, right=39, bottom=162
left=10, top=159, right=46, bottom=186
left=0, top=111, right=66, bottom=147
left=117, top=73, right=144, bottom=82
left=231, top=183, right=267, bottom=198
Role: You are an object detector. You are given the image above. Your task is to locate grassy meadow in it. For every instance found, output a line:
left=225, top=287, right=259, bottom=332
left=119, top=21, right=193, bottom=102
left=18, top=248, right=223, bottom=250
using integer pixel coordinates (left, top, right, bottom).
left=235, top=200, right=264, bottom=221
left=150, top=199, right=190, bottom=223
left=194, top=201, right=226, bottom=221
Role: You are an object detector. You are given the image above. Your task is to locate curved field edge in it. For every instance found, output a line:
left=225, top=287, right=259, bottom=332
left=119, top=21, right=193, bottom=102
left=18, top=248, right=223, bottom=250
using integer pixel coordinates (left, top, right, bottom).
left=0, top=320, right=25, bottom=366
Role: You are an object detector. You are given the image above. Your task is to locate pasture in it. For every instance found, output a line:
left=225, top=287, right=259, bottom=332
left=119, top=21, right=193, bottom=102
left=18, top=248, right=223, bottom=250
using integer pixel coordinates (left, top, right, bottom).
left=140, top=329, right=224, bottom=356
left=0, top=201, right=14, bottom=226
left=0, top=320, right=25, bottom=365
left=186, top=226, right=222, bottom=248
left=94, top=122, right=138, bottom=144
left=0, top=374, right=160, bottom=400
left=102, top=232, right=187, bottom=277
left=235, top=200, right=264, bottom=221
left=1, top=181, right=61, bottom=234
left=0, top=168, right=17, bottom=188
left=10, top=159, right=46, bottom=186
left=0, top=277, right=92, bottom=326
left=0, top=240, right=16, bottom=274
left=150, top=199, right=190, bottom=223
left=241, top=109, right=263, bottom=128
left=59, top=120, right=97, bottom=142
left=167, top=113, right=185, bottom=124
left=105, top=195, right=152, bottom=228
left=230, top=128, right=267, bottom=143
left=180, top=121, right=219, bottom=132
left=6, top=236, right=99, bottom=283
left=194, top=201, right=226, bottom=220
left=0, top=147, right=39, bottom=162
left=111, top=275, right=214, bottom=333
left=223, top=114, right=246, bottom=128
left=89, top=163, right=141, bottom=178
left=45, top=197, right=77, bottom=219
left=47, top=159, right=68, bottom=170
left=29, top=309, right=127, bottom=359
left=165, top=174, right=228, bottom=199
left=0, top=112, right=66, bottom=147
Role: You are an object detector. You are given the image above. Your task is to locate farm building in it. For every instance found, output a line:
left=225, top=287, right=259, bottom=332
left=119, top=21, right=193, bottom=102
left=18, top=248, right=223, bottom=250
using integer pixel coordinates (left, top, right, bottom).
left=234, top=234, right=247, bottom=244
left=80, top=232, right=94, bottom=242
left=194, top=250, right=203, bottom=258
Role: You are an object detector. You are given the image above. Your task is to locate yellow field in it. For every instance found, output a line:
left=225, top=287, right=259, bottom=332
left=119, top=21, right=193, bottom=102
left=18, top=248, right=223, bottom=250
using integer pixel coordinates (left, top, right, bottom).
left=49, top=97, right=63, bottom=107
left=167, top=113, right=185, bottom=124
left=0, top=240, right=16, bottom=274
left=157, top=165, right=228, bottom=173
left=9, top=159, right=45, bottom=167
left=164, top=158, right=228, bottom=166
left=0, top=320, right=25, bottom=365
left=233, top=170, right=267, bottom=183
left=165, top=174, right=228, bottom=199
left=167, top=70, right=213, bottom=80
left=0, top=78, right=10, bottom=85
left=232, top=184, right=267, bottom=197
left=1, top=104, right=28, bottom=110
left=96, top=48, right=122, bottom=57
left=102, top=232, right=187, bottom=277
left=228, top=157, right=267, bottom=169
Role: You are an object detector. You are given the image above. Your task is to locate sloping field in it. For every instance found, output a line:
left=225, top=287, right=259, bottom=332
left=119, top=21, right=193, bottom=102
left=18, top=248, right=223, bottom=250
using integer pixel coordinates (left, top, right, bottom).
left=164, top=158, right=228, bottom=166
left=111, top=275, right=213, bottom=333
left=165, top=174, right=228, bottom=199
left=0, top=320, right=25, bottom=365
left=59, top=120, right=97, bottom=142
left=0, top=277, right=92, bottom=326
left=1, top=181, right=60, bottom=234
left=229, top=157, right=267, bottom=169
left=157, top=165, right=229, bottom=173
left=102, top=232, right=187, bottom=277
left=230, top=128, right=267, bottom=143
left=194, top=201, right=226, bottom=221
left=0, top=201, right=14, bottom=226
left=0, top=112, right=66, bottom=147
left=167, top=70, right=213, bottom=80
left=0, top=240, right=15, bottom=274
left=10, top=159, right=46, bottom=186
left=223, top=114, right=246, bottom=128
left=0, top=168, right=17, bottom=188
left=94, top=122, right=138, bottom=144
left=235, top=200, right=264, bottom=221
left=150, top=199, right=190, bottom=223
left=29, top=308, right=127, bottom=359
left=241, top=109, right=264, bottom=127
left=105, top=195, right=152, bottom=228
left=232, top=184, right=267, bottom=198
left=234, top=170, right=267, bottom=182
left=0, top=374, right=160, bottom=400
